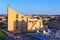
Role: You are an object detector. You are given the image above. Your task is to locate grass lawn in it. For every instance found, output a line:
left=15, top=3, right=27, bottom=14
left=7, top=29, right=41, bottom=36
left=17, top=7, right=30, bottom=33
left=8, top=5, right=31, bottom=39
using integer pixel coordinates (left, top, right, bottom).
left=0, top=29, right=8, bottom=37
left=0, top=29, right=8, bottom=40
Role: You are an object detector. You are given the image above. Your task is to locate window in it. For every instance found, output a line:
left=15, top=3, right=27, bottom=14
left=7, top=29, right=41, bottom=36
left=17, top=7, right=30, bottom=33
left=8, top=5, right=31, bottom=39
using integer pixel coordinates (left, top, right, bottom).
left=16, top=26, right=18, bottom=29
left=21, top=29, right=23, bottom=31
left=16, top=23, right=18, bottom=29
left=16, top=20, right=18, bottom=29
left=16, top=14, right=18, bottom=18
left=16, top=20, right=18, bottom=23
left=0, top=18, right=2, bottom=21
left=22, top=20, right=24, bottom=23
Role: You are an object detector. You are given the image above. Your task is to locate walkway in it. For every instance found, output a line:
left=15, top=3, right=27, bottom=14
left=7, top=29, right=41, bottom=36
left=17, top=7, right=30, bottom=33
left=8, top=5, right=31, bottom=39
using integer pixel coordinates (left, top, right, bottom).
left=27, top=33, right=49, bottom=40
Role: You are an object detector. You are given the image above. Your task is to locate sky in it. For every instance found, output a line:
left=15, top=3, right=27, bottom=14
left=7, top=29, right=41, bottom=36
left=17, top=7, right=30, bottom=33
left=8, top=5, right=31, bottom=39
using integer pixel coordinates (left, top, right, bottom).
left=0, top=0, right=60, bottom=15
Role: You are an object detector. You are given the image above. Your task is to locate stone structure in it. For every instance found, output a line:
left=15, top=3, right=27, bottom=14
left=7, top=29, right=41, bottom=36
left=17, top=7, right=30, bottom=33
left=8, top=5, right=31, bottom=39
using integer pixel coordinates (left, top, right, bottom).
left=8, top=6, right=43, bottom=33
left=0, top=15, right=6, bottom=22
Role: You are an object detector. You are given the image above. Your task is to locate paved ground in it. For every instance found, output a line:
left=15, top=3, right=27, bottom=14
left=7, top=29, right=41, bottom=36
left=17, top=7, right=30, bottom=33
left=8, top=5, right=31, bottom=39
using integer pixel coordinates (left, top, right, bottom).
left=27, top=33, right=48, bottom=40
left=1, top=29, right=30, bottom=40
left=4, top=21, right=60, bottom=40
left=5, top=34, right=35, bottom=40
left=14, top=35, right=30, bottom=40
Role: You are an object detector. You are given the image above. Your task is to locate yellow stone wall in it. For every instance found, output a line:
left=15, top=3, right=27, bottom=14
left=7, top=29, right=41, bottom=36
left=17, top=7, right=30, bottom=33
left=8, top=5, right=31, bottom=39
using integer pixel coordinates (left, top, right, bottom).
left=8, top=6, right=17, bottom=31
left=28, top=19, right=43, bottom=31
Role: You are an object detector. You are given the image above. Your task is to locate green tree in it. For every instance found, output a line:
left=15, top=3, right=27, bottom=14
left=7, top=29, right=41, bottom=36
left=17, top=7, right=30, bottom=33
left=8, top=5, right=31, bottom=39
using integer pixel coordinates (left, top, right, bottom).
left=0, top=22, right=5, bottom=28
left=0, top=30, right=8, bottom=40
left=0, top=18, right=2, bottom=21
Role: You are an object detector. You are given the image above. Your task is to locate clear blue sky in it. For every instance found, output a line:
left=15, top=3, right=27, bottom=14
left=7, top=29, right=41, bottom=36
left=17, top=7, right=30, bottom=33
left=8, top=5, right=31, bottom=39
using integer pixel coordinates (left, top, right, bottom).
left=0, top=0, right=60, bottom=15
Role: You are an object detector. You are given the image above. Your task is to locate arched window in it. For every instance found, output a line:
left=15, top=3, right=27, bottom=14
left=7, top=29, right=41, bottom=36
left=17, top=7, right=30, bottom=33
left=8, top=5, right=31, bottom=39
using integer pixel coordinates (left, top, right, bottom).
left=16, top=20, right=18, bottom=29
left=0, top=18, right=2, bottom=21
left=16, top=26, right=18, bottom=29
left=16, top=20, right=18, bottom=23
left=16, top=14, right=18, bottom=18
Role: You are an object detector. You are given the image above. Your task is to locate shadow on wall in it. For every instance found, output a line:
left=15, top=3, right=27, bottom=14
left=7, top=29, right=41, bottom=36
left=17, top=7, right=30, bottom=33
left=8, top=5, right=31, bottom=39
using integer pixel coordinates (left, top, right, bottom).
left=14, top=20, right=27, bottom=34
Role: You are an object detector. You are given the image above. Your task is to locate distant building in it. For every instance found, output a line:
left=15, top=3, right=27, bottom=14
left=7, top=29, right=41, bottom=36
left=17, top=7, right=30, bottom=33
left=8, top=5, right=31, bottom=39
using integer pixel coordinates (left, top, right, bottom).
left=8, top=6, right=43, bottom=34
left=0, top=15, right=6, bottom=22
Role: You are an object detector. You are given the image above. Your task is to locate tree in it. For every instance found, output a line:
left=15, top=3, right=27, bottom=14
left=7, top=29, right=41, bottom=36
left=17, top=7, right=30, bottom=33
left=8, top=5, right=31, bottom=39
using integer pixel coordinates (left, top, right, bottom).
left=0, top=30, right=8, bottom=40
left=0, top=22, right=5, bottom=25
left=0, top=22, right=5, bottom=28
left=0, top=18, right=2, bottom=21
